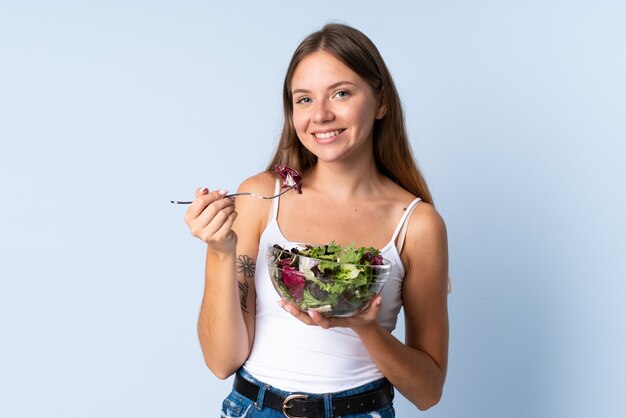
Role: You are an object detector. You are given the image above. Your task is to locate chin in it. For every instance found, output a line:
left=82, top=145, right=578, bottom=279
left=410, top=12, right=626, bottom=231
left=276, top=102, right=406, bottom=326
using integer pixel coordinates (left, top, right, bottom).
left=308, top=149, right=345, bottom=163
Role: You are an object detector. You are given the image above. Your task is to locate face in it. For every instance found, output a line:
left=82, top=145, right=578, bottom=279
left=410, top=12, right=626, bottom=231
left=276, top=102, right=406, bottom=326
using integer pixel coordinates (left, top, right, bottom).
left=290, top=51, right=386, bottom=164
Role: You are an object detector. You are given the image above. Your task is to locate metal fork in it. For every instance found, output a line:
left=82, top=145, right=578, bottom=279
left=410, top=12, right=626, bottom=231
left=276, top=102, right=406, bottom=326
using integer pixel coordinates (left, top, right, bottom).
left=170, top=185, right=295, bottom=204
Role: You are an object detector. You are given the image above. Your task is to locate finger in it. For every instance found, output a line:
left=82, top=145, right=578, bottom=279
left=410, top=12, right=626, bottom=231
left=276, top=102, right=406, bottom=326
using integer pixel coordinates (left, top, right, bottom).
left=352, top=295, right=382, bottom=322
left=211, top=209, right=238, bottom=241
left=187, top=189, right=230, bottom=219
left=194, top=205, right=237, bottom=241
left=194, top=187, right=209, bottom=197
left=322, top=296, right=382, bottom=329
left=195, top=195, right=234, bottom=220
left=279, top=301, right=317, bottom=326
left=307, top=310, right=332, bottom=329
left=185, top=188, right=209, bottom=224
left=187, top=192, right=235, bottom=228
left=366, top=295, right=383, bottom=317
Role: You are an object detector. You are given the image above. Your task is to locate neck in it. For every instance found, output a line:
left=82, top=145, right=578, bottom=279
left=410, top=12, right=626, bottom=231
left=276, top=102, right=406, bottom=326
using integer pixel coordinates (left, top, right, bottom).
left=306, top=156, right=384, bottom=200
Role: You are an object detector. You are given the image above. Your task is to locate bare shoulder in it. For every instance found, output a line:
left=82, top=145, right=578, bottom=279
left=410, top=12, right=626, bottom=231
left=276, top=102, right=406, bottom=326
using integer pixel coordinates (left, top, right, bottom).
left=232, top=171, right=276, bottom=235
left=237, top=171, right=277, bottom=195
left=402, top=202, right=448, bottom=283
left=407, top=203, right=447, bottom=240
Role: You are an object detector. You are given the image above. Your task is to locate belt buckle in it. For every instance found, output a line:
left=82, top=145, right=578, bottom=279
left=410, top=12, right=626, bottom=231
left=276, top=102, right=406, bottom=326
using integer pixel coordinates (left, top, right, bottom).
left=282, top=393, right=309, bottom=418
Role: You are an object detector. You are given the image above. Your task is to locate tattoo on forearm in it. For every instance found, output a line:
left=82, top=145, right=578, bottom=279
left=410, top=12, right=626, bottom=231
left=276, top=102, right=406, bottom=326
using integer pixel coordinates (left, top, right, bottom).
left=237, top=255, right=256, bottom=279
left=236, top=255, right=255, bottom=313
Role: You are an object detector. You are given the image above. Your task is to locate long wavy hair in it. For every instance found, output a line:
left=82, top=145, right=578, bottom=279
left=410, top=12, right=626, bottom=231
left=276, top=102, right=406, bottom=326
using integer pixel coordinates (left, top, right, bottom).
left=267, top=23, right=433, bottom=204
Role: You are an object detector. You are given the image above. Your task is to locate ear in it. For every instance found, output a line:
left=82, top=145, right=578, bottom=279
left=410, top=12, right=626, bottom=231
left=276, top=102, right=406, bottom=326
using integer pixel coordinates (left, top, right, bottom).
left=375, top=91, right=386, bottom=120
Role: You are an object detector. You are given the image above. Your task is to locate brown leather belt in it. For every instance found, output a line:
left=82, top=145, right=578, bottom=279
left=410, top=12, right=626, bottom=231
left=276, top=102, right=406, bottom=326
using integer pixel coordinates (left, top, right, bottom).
left=233, top=373, right=394, bottom=418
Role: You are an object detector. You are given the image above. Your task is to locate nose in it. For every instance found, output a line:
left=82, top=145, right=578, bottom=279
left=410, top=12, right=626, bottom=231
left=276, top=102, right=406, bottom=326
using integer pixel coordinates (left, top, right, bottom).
left=312, top=100, right=334, bottom=124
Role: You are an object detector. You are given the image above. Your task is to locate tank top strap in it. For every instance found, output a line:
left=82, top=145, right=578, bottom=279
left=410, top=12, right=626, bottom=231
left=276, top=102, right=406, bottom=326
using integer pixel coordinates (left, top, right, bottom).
left=390, top=198, right=422, bottom=254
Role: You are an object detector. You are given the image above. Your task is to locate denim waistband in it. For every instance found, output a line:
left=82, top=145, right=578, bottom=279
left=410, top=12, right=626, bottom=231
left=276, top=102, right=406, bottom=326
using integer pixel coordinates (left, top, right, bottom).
left=235, top=367, right=394, bottom=417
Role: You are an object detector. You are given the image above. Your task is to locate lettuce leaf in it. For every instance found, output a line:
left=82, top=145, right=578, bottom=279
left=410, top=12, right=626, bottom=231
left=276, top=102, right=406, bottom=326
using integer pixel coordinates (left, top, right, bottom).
left=273, top=241, right=384, bottom=315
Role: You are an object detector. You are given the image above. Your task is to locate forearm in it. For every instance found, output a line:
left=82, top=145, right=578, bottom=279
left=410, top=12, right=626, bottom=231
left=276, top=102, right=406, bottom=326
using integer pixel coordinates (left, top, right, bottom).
left=197, top=248, right=250, bottom=379
left=355, top=325, right=446, bottom=410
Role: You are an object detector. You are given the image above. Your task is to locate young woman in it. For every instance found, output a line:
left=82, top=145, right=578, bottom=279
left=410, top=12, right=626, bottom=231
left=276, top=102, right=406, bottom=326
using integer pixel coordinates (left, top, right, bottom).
left=184, top=24, right=449, bottom=417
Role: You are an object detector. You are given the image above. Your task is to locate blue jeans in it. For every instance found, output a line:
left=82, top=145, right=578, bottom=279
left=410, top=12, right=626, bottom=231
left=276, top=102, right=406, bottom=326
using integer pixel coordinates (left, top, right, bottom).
left=220, top=369, right=395, bottom=417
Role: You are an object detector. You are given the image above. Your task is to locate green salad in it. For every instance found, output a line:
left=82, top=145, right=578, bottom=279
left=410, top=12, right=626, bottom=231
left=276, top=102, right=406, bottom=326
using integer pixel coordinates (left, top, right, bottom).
left=268, top=242, right=390, bottom=316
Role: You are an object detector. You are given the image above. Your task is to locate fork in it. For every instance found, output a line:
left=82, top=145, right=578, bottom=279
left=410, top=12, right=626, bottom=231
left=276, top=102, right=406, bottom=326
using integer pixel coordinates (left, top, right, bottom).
left=170, top=185, right=295, bottom=204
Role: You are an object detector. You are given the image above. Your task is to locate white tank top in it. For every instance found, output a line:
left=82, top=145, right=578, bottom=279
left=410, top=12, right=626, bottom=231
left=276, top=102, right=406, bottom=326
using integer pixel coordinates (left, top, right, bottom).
left=243, top=180, right=422, bottom=393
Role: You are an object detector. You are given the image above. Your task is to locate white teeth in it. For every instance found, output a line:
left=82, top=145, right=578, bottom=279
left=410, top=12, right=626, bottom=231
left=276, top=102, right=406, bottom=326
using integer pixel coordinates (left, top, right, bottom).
left=314, top=129, right=342, bottom=139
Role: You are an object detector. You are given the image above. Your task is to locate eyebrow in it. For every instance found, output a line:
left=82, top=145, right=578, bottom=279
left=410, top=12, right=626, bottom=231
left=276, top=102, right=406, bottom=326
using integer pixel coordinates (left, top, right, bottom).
left=291, top=81, right=358, bottom=96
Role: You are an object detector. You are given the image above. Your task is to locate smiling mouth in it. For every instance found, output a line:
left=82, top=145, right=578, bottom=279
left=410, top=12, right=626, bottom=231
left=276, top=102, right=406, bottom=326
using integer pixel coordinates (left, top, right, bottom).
left=313, top=129, right=345, bottom=139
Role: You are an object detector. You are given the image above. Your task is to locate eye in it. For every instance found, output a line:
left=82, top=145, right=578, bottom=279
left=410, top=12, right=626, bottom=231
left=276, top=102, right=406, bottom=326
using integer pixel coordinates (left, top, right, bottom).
left=295, top=96, right=311, bottom=104
left=335, top=90, right=350, bottom=99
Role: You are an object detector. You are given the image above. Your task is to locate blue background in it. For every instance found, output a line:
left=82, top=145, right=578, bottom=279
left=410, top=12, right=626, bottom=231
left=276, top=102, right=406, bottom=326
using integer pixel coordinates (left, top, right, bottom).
left=1, top=1, right=625, bottom=417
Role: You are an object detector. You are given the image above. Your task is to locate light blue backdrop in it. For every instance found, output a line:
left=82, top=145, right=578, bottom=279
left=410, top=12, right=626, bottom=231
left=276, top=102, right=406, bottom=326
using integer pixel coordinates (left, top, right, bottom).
left=1, top=1, right=625, bottom=417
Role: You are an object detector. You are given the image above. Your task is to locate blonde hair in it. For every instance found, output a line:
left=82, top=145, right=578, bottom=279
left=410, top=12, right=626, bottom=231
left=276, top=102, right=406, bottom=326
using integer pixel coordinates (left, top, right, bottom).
left=267, top=23, right=433, bottom=204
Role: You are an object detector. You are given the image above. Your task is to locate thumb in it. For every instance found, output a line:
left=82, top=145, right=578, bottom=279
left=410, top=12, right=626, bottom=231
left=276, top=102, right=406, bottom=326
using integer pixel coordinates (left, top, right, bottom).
left=367, top=295, right=383, bottom=316
left=195, top=187, right=209, bottom=197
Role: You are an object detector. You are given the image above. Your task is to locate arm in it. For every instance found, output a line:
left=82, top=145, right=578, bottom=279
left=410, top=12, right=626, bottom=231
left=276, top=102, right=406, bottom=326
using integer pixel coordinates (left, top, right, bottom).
left=282, top=203, right=449, bottom=409
left=358, top=203, right=449, bottom=409
left=197, top=240, right=251, bottom=379
left=187, top=175, right=273, bottom=379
